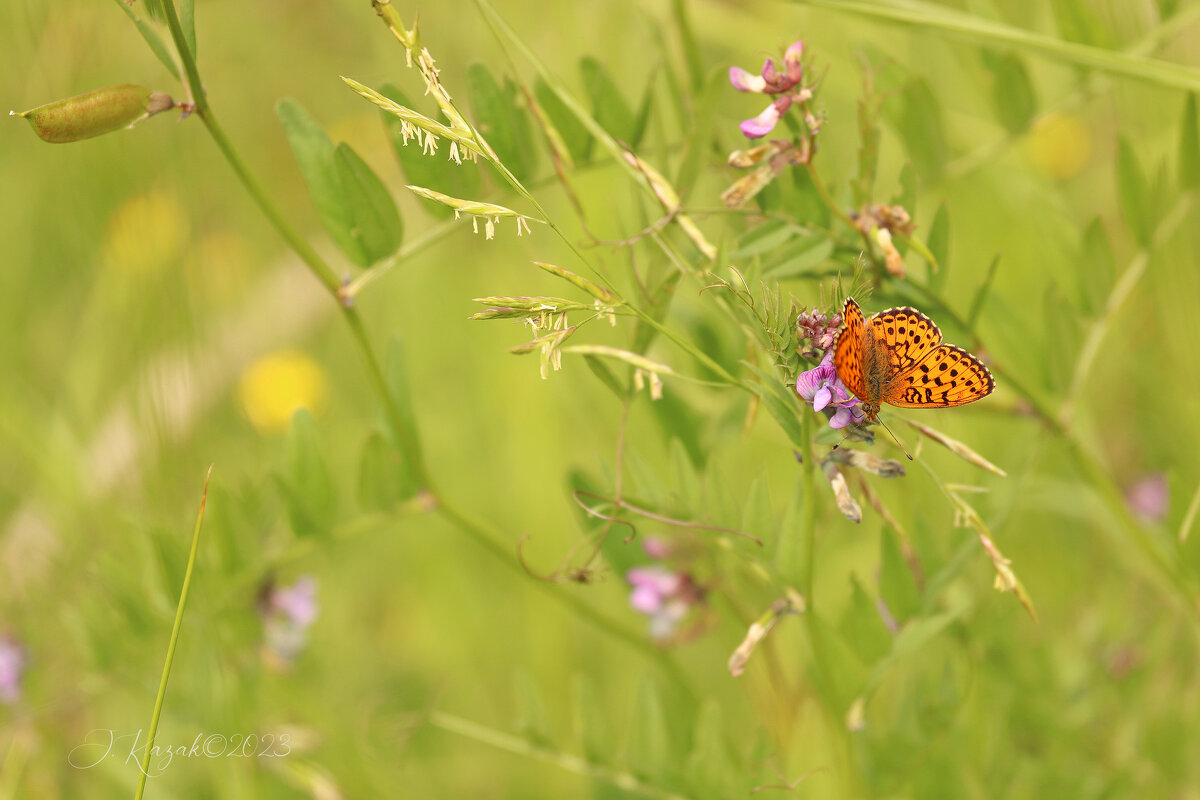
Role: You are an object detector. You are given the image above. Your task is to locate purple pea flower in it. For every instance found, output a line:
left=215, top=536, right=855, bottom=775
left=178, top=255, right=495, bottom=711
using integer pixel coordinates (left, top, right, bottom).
left=730, top=40, right=810, bottom=138
left=627, top=567, right=697, bottom=640
left=796, top=353, right=865, bottom=429
left=1126, top=473, right=1169, bottom=522
left=0, top=636, right=27, bottom=704
left=260, top=576, right=318, bottom=668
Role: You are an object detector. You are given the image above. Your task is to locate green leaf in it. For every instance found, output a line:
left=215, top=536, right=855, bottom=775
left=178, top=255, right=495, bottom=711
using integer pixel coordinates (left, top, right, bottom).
left=1116, top=136, right=1152, bottom=245
left=841, top=574, right=891, bottom=665
left=801, top=0, right=1200, bottom=92
left=383, top=338, right=423, bottom=467
left=669, top=438, right=702, bottom=513
left=378, top=84, right=481, bottom=220
left=568, top=470, right=638, bottom=575
left=513, top=671, right=555, bottom=748
left=1042, top=282, right=1083, bottom=393
left=983, top=51, right=1037, bottom=134
left=732, top=219, right=803, bottom=259
left=334, top=142, right=404, bottom=265
left=1180, top=94, right=1200, bottom=191
left=279, top=409, right=336, bottom=538
left=626, top=450, right=670, bottom=513
left=535, top=78, right=593, bottom=162
left=773, top=483, right=807, bottom=588
left=806, top=613, right=869, bottom=711
left=630, top=70, right=654, bottom=149
left=582, top=353, right=627, bottom=398
left=763, top=237, right=836, bottom=280
left=669, top=0, right=704, bottom=91
left=966, top=252, right=1002, bottom=329
left=754, top=174, right=782, bottom=213
left=739, top=472, right=773, bottom=552
left=581, top=57, right=638, bottom=146
left=855, top=608, right=966, bottom=719
left=926, top=202, right=950, bottom=291
left=571, top=674, right=613, bottom=765
left=790, top=164, right=832, bottom=228
left=684, top=701, right=737, bottom=798
left=179, top=0, right=196, bottom=59
left=467, top=63, right=538, bottom=182
left=113, top=0, right=180, bottom=81
left=879, top=527, right=920, bottom=624
left=852, top=95, right=882, bottom=208
left=276, top=98, right=368, bottom=266
left=651, top=392, right=706, bottom=469
left=674, top=68, right=725, bottom=202
left=1077, top=217, right=1115, bottom=315
left=141, top=0, right=166, bottom=20
left=743, top=364, right=806, bottom=451
left=357, top=432, right=417, bottom=512
left=888, top=79, right=947, bottom=178
left=1048, top=0, right=1112, bottom=47
left=625, top=676, right=670, bottom=783
left=704, top=462, right=740, bottom=531
left=630, top=268, right=681, bottom=357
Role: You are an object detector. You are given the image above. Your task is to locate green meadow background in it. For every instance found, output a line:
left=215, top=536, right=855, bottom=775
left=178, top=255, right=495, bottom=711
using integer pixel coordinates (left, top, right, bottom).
left=2, top=0, right=1200, bottom=797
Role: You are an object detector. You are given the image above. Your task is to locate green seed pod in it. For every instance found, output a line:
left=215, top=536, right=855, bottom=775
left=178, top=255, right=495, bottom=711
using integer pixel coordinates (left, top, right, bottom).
left=12, top=84, right=174, bottom=144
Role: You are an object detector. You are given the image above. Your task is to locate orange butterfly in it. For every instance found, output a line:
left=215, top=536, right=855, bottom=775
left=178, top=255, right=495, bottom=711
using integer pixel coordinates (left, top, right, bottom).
left=832, top=297, right=994, bottom=422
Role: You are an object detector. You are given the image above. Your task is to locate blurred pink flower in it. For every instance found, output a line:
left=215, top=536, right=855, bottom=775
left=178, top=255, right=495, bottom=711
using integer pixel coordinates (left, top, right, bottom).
left=0, top=636, right=27, bottom=704
left=642, top=536, right=671, bottom=560
left=260, top=576, right=319, bottom=667
left=627, top=567, right=699, bottom=640
left=1126, top=473, right=1169, bottom=522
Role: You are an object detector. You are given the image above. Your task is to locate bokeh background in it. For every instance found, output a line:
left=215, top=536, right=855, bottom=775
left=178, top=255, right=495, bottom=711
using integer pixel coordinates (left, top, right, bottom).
left=2, top=0, right=1200, bottom=797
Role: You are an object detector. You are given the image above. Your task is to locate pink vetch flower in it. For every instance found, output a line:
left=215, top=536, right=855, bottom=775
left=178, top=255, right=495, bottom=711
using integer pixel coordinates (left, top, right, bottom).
left=796, top=353, right=865, bottom=429
left=641, top=536, right=671, bottom=560
left=1126, top=473, right=1169, bottom=522
left=730, top=40, right=809, bottom=138
left=260, top=576, right=319, bottom=668
left=0, top=636, right=27, bottom=704
left=796, top=307, right=843, bottom=359
left=627, top=567, right=703, bottom=640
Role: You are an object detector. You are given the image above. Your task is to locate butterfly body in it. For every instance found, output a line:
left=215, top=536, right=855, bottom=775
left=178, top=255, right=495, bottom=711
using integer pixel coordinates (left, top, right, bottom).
left=832, top=297, right=994, bottom=421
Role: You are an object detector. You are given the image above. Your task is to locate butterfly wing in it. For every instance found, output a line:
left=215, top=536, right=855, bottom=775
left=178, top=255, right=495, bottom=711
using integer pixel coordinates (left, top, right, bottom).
left=867, top=306, right=942, bottom=374
left=880, top=344, right=995, bottom=408
left=832, top=297, right=869, bottom=402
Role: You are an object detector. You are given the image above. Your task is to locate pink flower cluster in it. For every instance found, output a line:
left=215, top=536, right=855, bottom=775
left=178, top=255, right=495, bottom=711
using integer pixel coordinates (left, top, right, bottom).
left=729, top=41, right=809, bottom=138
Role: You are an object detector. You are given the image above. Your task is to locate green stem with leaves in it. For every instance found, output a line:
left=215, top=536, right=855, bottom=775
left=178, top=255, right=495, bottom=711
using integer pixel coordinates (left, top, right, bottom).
left=155, top=0, right=691, bottom=684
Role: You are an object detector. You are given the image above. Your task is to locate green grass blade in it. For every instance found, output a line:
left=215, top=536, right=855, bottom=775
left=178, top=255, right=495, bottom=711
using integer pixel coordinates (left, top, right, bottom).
left=795, top=0, right=1200, bottom=92
left=133, top=468, right=211, bottom=800
left=113, top=0, right=180, bottom=81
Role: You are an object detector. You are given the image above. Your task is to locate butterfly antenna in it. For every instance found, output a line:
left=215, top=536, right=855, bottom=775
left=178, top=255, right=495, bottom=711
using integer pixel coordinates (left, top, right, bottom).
left=830, top=427, right=853, bottom=453
left=877, top=417, right=913, bottom=461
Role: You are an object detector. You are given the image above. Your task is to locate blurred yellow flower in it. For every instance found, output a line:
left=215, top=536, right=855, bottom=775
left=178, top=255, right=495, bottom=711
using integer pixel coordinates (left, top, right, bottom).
left=1026, top=112, right=1092, bottom=180
left=103, top=189, right=188, bottom=275
left=239, top=351, right=328, bottom=433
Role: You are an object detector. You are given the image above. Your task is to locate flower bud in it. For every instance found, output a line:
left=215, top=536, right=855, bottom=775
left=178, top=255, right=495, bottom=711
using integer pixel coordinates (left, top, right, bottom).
left=13, top=84, right=174, bottom=144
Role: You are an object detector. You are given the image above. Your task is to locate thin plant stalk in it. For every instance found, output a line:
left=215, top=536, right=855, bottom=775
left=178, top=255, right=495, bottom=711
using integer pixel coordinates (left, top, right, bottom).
left=133, top=468, right=211, bottom=800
